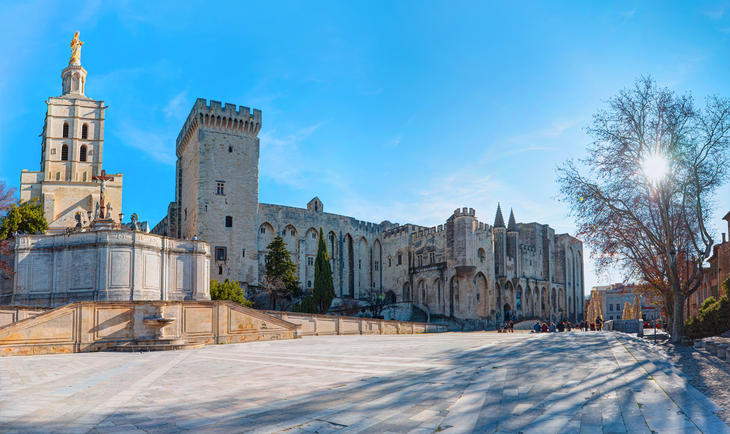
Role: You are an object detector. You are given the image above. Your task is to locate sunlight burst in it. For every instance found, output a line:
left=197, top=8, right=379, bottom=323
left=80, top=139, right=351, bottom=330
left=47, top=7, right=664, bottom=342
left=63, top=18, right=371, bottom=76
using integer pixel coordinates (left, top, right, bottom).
left=642, top=154, right=668, bottom=184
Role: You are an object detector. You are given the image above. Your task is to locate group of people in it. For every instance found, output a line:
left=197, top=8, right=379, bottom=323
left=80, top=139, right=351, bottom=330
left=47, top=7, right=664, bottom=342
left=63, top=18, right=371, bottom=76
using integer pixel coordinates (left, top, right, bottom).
left=532, top=319, right=603, bottom=333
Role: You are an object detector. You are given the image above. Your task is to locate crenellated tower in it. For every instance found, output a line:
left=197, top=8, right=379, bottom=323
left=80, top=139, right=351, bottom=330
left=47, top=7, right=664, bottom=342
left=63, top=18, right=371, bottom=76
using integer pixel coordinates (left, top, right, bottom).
left=174, top=98, right=262, bottom=287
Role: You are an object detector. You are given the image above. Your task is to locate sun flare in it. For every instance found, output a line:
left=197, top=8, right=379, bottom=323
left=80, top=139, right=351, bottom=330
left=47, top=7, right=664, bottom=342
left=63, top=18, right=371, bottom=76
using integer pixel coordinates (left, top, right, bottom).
left=642, top=154, right=668, bottom=184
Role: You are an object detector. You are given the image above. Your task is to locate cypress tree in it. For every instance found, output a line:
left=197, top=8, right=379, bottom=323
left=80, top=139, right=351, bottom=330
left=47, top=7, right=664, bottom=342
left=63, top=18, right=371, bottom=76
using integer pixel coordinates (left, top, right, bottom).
left=264, top=236, right=299, bottom=309
left=313, top=228, right=336, bottom=314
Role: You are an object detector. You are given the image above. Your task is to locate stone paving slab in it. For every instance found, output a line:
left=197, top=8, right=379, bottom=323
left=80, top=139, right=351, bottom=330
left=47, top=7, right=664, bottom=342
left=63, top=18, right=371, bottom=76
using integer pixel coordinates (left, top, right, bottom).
left=0, top=331, right=728, bottom=433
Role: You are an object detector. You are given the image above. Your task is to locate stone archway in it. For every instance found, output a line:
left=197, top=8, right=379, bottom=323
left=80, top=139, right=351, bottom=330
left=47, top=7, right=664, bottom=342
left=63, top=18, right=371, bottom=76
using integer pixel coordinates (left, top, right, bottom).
left=504, top=303, right=512, bottom=322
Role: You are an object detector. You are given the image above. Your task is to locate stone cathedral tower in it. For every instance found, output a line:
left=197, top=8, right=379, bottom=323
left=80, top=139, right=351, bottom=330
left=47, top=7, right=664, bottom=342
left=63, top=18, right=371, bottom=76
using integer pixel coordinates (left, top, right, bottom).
left=172, top=99, right=262, bottom=286
left=20, top=32, right=123, bottom=233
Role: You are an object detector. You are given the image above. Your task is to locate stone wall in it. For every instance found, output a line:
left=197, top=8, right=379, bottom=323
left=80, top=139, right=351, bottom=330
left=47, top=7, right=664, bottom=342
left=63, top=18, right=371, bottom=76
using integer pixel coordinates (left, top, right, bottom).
left=0, top=306, right=53, bottom=327
left=261, top=311, right=448, bottom=336
left=3, top=230, right=211, bottom=307
left=0, top=301, right=300, bottom=357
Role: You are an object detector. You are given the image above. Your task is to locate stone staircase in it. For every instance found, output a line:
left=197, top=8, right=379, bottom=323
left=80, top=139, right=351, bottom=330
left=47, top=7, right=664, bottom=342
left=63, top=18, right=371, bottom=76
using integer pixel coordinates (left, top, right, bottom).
left=410, top=305, right=429, bottom=323
left=113, top=339, right=205, bottom=352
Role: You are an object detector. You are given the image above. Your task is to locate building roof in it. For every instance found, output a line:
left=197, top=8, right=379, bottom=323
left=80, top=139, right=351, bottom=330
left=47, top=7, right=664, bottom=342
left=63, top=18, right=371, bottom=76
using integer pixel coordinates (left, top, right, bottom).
left=508, top=208, right=517, bottom=231
left=494, top=203, right=505, bottom=228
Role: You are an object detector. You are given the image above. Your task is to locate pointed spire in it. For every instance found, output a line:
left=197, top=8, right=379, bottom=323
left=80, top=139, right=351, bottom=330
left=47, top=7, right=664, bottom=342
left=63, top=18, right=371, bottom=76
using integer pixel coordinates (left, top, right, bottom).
left=494, top=203, right=505, bottom=228
left=508, top=208, right=517, bottom=231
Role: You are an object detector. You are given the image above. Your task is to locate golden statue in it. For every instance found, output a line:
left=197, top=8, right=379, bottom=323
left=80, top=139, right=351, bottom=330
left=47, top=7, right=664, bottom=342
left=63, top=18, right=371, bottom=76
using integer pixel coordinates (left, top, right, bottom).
left=70, top=31, right=83, bottom=65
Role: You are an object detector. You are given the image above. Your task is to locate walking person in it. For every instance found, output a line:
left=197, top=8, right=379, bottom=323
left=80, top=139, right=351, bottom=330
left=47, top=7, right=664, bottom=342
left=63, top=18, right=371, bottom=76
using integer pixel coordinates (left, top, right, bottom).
left=509, top=320, right=514, bottom=333
left=580, top=320, right=584, bottom=331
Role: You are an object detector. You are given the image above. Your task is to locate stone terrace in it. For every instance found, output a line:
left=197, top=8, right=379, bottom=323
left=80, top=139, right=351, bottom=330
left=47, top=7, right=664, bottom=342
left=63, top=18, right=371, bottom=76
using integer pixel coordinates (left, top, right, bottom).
left=1, top=331, right=728, bottom=434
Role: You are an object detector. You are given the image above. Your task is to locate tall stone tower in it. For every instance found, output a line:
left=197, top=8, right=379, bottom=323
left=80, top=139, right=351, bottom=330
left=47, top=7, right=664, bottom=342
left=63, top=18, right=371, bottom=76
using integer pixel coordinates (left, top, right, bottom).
left=174, top=99, right=262, bottom=286
left=20, top=32, right=123, bottom=233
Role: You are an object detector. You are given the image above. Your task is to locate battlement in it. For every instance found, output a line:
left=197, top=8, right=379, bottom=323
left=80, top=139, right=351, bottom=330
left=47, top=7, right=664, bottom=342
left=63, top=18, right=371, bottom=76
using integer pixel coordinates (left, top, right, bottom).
left=410, top=225, right=446, bottom=241
left=383, top=224, right=424, bottom=239
left=451, top=207, right=476, bottom=219
left=176, top=98, right=262, bottom=156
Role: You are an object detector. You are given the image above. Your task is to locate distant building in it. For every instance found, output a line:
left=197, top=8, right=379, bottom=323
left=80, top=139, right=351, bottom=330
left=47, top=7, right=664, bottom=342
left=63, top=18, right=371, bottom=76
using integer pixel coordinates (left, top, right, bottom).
left=687, top=212, right=730, bottom=318
left=591, top=283, right=661, bottom=322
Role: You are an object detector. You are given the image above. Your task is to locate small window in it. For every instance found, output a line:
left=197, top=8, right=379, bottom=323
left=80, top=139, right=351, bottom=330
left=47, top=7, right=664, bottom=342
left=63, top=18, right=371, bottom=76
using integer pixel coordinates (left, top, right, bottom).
left=80, top=145, right=87, bottom=162
left=282, top=230, right=286, bottom=235
left=477, top=293, right=480, bottom=301
left=216, top=182, right=225, bottom=195
left=265, top=255, right=270, bottom=264
left=218, top=266, right=223, bottom=275
left=260, top=226, right=266, bottom=234
left=311, top=232, right=317, bottom=239
left=307, top=280, right=312, bottom=288
left=291, top=230, right=295, bottom=236
left=429, top=252, right=434, bottom=263
left=609, top=304, right=613, bottom=311
left=242, top=249, right=245, bottom=257
left=358, top=259, right=361, bottom=269
left=184, top=208, right=187, bottom=221
left=61, top=144, right=69, bottom=161
left=215, top=247, right=227, bottom=261
left=62, top=122, right=69, bottom=138
left=375, top=261, right=379, bottom=271
left=82, top=124, right=88, bottom=139
left=388, top=257, right=392, bottom=267
left=417, top=255, right=423, bottom=267
left=307, top=257, right=314, bottom=266
left=225, top=216, right=233, bottom=227
left=228, top=146, right=233, bottom=153
left=397, top=253, right=402, bottom=265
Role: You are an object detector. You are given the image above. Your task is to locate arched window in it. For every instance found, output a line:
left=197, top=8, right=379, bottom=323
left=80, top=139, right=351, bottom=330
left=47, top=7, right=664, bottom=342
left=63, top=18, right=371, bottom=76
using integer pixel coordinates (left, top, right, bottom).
left=82, top=124, right=88, bottom=139
left=307, top=280, right=312, bottom=288
left=61, top=144, right=69, bottom=161
left=80, top=145, right=87, bottom=162
left=397, top=252, right=402, bottom=265
left=62, top=123, right=69, bottom=138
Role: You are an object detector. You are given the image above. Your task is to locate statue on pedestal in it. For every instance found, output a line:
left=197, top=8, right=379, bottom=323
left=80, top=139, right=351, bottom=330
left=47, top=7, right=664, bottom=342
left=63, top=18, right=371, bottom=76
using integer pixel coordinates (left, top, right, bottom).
left=70, top=31, right=83, bottom=65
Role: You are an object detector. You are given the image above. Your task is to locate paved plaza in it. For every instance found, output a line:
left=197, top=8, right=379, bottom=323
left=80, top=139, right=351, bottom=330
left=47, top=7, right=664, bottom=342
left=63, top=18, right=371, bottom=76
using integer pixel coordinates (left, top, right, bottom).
left=1, top=331, right=729, bottom=434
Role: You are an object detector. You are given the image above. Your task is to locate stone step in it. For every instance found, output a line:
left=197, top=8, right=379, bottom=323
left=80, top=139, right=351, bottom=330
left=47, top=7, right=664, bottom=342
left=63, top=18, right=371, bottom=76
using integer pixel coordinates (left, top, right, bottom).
left=113, top=342, right=205, bottom=352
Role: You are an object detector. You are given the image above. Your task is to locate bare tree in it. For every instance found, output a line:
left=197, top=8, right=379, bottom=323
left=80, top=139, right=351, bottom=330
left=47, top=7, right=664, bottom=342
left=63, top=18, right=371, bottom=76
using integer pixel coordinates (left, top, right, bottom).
left=363, top=288, right=395, bottom=319
left=557, top=76, right=730, bottom=343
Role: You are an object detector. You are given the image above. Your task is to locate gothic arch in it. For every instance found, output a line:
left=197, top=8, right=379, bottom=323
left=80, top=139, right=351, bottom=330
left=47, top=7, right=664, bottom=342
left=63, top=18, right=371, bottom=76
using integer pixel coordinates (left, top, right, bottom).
left=356, top=237, right=368, bottom=297
left=474, top=272, right=487, bottom=312
left=403, top=281, right=411, bottom=302
left=417, top=279, right=426, bottom=305
left=62, top=122, right=70, bottom=138
left=450, top=276, right=459, bottom=315
left=372, top=239, right=382, bottom=292
left=283, top=225, right=299, bottom=255
left=434, top=278, right=443, bottom=311
left=61, top=144, right=69, bottom=161
left=525, top=286, right=532, bottom=315
left=80, top=145, right=87, bottom=162
left=343, top=233, right=354, bottom=298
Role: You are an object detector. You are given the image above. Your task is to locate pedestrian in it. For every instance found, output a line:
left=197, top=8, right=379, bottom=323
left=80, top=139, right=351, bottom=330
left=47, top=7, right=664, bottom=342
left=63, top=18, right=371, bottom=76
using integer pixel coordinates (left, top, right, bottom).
left=557, top=321, right=564, bottom=332
left=192, top=234, right=198, bottom=240
left=509, top=320, right=514, bottom=333
left=541, top=322, right=548, bottom=333
left=549, top=323, right=556, bottom=333
left=533, top=321, right=541, bottom=333
left=596, top=317, right=603, bottom=331
left=580, top=320, right=584, bottom=331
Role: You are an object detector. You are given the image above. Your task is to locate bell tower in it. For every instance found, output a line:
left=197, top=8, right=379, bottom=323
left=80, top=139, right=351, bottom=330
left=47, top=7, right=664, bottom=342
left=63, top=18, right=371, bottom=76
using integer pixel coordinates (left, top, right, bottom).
left=20, top=32, right=123, bottom=233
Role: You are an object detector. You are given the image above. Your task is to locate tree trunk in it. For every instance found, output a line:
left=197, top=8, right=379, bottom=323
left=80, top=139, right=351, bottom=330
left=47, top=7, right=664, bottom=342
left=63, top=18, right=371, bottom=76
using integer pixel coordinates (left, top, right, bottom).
left=670, top=290, right=684, bottom=343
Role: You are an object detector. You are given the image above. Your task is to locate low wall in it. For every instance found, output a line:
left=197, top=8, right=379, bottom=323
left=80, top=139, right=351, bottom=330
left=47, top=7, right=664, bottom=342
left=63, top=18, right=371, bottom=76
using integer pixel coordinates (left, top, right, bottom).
left=0, top=301, right=300, bottom=357
left=261, top=311, right=449, bottom=336
left=0, top=305, right=54, bottom=327
left=606, top=319, right=644, bottom=336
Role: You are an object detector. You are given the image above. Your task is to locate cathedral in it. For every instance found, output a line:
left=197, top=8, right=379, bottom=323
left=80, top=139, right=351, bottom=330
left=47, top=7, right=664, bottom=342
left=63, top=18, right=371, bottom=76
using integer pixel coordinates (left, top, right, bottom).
left=151, top=98, right=586, bottom=324
left=7, top=34, right=584, bottom=324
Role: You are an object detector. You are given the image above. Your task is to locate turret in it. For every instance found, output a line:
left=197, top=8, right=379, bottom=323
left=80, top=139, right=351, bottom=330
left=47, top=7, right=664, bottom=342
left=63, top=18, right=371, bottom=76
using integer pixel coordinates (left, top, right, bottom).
left=493, top=203, right=507, bottom=276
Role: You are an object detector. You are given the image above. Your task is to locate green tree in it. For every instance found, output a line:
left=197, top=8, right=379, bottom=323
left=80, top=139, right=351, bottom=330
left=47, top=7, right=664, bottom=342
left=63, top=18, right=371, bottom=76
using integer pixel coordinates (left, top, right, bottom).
left=292, top=295, right=318, bottom=314
left=0, top=198, right=48, bottom=240
left=313, top=228, right=336, bottom=314
left=210, top=279, right=253, bottom=307
left=264, top=236, right=299, bottom=310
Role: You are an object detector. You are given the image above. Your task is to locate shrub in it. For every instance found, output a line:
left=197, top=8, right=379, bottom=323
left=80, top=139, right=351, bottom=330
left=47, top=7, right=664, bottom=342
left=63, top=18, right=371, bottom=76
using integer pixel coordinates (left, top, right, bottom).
left=685, top=295, right=730, bottom=340
left=210, top=279, right=253, bottom=307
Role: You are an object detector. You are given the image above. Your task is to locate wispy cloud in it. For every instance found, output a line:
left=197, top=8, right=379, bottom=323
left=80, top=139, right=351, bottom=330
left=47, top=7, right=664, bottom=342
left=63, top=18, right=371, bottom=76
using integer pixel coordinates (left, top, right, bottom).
left=480, top=117, right=584, bottom=163
left=384, top=134, right=402, bottom=148
left=703, top=6, right=725, bottom=19
left=259, top=125, right=321, bottom=188
left=113, top=122, right=176, bottom=166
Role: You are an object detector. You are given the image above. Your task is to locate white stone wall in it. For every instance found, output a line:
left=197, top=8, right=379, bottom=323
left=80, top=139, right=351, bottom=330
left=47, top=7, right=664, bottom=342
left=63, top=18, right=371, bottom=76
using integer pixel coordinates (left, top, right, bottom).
left=3, top=230, right=210, bottom=307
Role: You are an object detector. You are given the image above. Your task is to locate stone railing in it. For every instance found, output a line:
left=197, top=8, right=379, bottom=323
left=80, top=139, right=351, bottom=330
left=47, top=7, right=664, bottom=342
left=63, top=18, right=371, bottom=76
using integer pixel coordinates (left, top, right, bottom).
left=0, top=301, right=300, bottom=357
left=261, top=311, right=449, bottom=336
left=0, top=305, right=54, bottom=327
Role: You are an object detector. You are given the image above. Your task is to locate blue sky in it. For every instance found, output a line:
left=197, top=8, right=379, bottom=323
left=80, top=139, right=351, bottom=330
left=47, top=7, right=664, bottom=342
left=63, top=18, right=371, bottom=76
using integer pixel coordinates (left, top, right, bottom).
left=2, top=1, right=730, bottom=293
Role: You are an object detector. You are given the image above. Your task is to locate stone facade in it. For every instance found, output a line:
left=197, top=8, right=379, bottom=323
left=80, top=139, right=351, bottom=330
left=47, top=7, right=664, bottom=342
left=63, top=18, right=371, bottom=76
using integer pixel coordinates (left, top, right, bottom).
left=153, top=100, right=585, bottom=323
left=1, top=230, right=210, bottom=307
left=20, top=52, right=123, bottom=233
